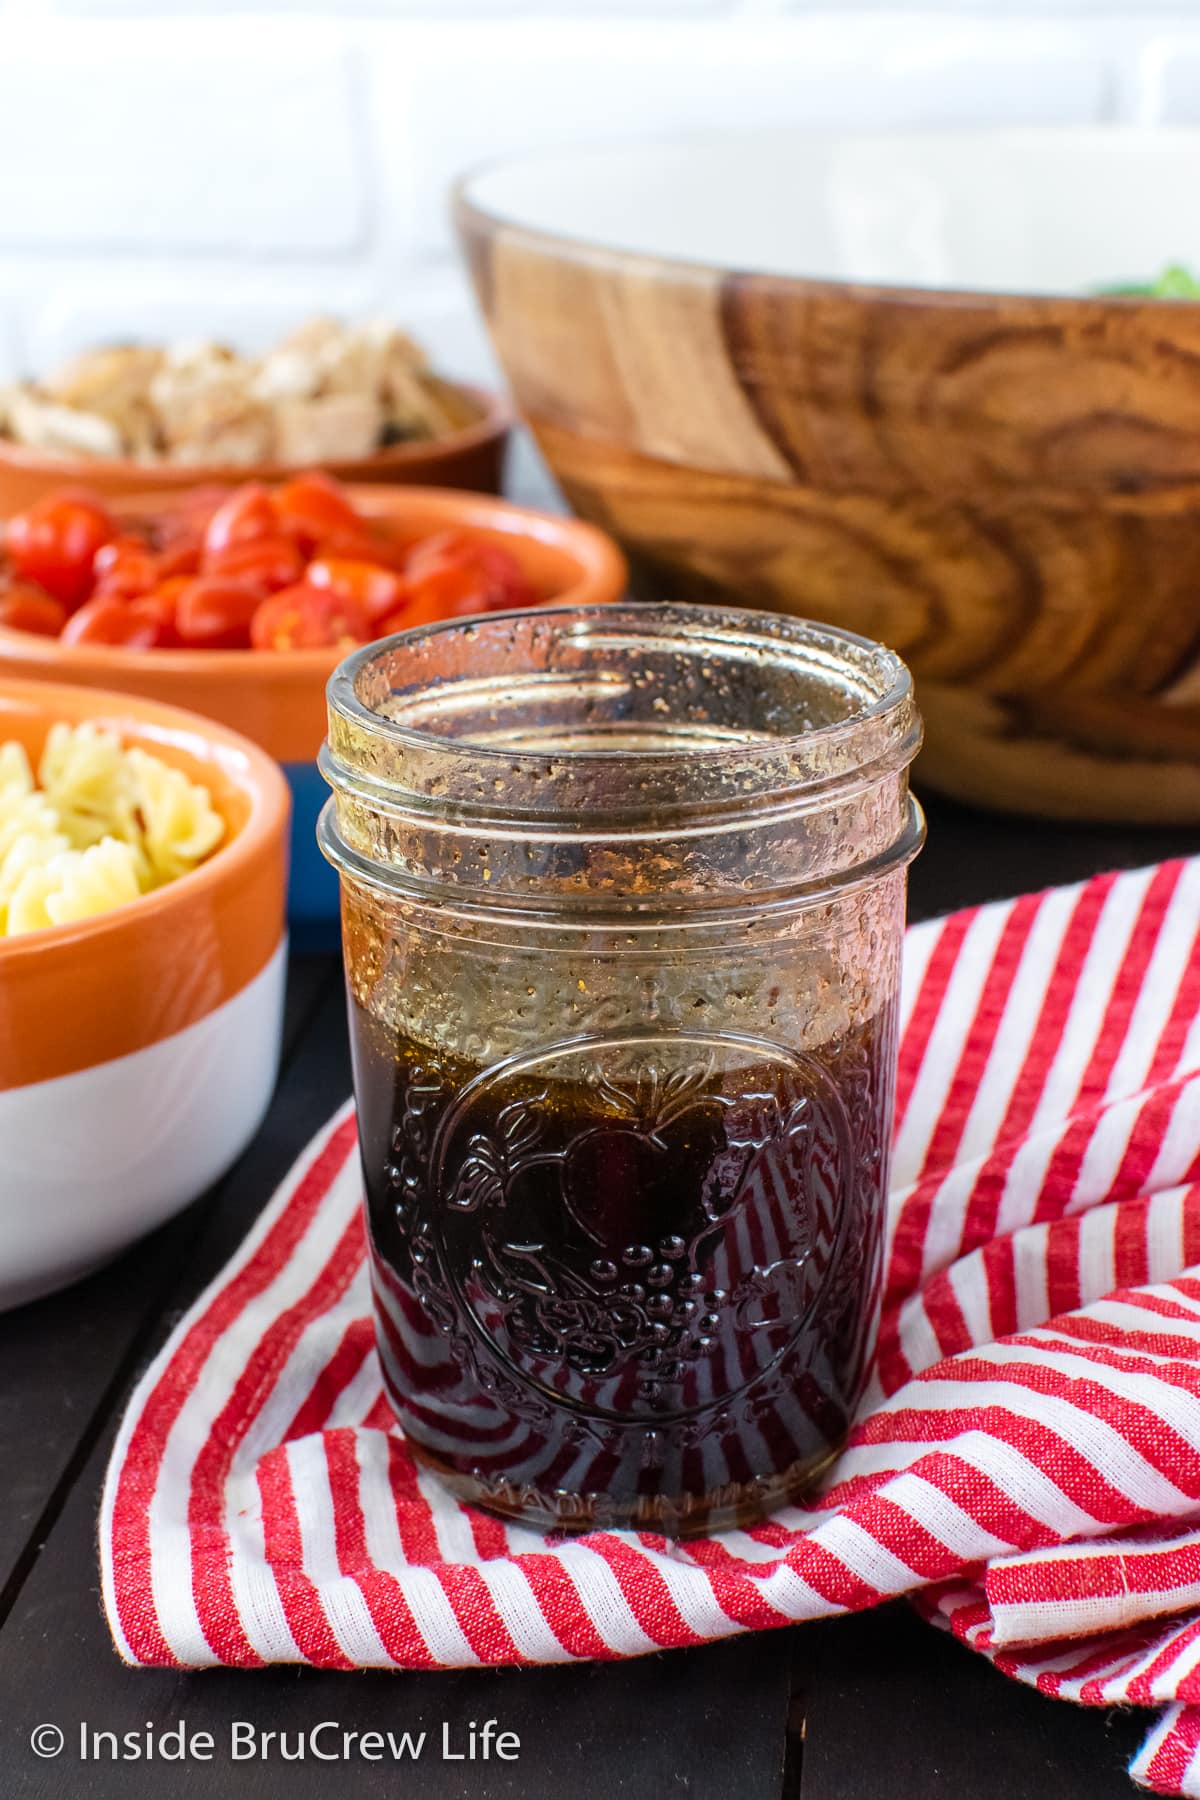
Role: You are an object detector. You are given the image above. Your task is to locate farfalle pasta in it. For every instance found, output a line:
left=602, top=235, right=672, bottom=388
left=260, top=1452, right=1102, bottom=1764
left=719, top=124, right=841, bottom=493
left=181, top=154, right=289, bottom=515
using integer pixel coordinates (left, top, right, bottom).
left=38, top=720, right=142, bottom=851
left=0, top=723, right=224, bottom=936
left=124, top=747, right=226, bottom=884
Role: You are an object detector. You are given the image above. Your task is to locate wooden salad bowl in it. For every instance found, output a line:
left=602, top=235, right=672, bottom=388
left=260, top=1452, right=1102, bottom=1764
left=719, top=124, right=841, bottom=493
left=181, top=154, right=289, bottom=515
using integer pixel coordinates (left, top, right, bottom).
left=458, top=127, right=1200, bottom=824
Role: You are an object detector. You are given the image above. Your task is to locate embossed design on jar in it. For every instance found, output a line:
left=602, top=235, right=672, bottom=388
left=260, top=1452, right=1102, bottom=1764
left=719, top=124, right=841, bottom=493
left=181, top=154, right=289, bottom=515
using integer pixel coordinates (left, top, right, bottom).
left=426, top=1032, right=855, bottom=1421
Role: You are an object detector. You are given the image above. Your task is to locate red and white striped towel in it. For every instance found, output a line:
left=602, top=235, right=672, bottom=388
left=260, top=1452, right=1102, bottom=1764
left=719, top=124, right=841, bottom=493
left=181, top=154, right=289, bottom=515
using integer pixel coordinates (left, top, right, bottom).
left=102, top=857, right=1200, bottom=1797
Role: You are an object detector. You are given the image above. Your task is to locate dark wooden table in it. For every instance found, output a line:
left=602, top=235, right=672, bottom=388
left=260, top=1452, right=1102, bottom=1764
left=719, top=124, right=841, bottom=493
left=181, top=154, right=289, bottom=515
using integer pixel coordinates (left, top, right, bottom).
left=1, top=792, right=1195, bottom=1799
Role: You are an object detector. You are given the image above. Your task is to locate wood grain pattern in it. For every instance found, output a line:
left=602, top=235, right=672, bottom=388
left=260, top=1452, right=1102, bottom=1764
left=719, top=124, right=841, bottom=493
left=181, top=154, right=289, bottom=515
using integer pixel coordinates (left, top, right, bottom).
left=458, top=203, right=1200, bottom=823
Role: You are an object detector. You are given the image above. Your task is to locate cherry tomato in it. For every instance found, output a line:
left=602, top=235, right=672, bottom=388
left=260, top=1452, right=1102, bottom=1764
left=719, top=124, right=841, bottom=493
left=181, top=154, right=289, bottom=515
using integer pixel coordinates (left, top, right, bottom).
left=311, top=527, right=409, bottom=571
left=93, top=536, right=160, bottom=600
left=203, top=534, right=305, bottom=594
left=155, top=536, right=203, bottom=579
left=403, top=559, right=497, bottom=622
left=376, top=595, right=447, bottom=634
left=132, top=580, right=188, bottom=647
left=5, top=491, right=115, bottom=607
left=250, top=583, right=370, bottom=651
left=145, top=574, right=190, bottom=614
left=377, top=578, right=498, bottom=633
left=60, top=595, right=163, bottom=648
left=403, top=530, right=460, bottom=574
left=0, top=585, right=68, bottom=637
left=271, top=471, right=363, bottom=551
left=405, top=530, right=533, bottom=610
left=175, top=578, right=262, bottom=650
left=203, top=483, right=278, bottom=558
left=152, top=486, right=226, bottom=548
left=306, top=556, right=406, bottom=624
left=481, top=548, right=533, bottom=609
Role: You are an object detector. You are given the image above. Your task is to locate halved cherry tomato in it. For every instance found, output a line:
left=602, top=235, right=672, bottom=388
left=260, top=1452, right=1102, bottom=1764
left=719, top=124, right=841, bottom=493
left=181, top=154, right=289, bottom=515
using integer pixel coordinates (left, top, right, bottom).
left=204, top=534, right=305, bottom=595
left=271, top=471, right=362, bottom=551
left=152, top=486, right=226, bottom=548
left=403, top=560, right=496, bottom=621
left=404, top=530, right=533, bottom=610
left=1, top=480, right=545, bottom=654
left=5, top=491, right=114, bottom=607
left=481, top=548, right=533, bottom=609
left=378, top=569, right=520, bottom=633
left=132, top=579, right=189, bottom=648
left=250, top=583, right=370, bottom=651
left=306, top=556, right=406, bottom=624
left=404, top=529, right=461, bottom=570
left=155, top=536, right=203, bottom=580
left=175, top=578, right=262, bottom=650
left=145, top=574, right=190, bottom=614
left=310, top=527, right=409, bottom=571
left=377, top=593, right=451, bottom=634
left=0, top=585, right=68, bottom=637
left=376, top=565, right=500, bottom=633
left=203, top=483, right=278, bottom=558
left=93, top=536, right=160, bottom=601
left=60, top=595, right=163, bottom=648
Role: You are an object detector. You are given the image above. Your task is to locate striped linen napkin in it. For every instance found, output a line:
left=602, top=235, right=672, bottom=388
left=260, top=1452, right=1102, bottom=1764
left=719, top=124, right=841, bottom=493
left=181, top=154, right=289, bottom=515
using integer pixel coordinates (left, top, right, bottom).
left=102, top=857, right=1200, bottom=1797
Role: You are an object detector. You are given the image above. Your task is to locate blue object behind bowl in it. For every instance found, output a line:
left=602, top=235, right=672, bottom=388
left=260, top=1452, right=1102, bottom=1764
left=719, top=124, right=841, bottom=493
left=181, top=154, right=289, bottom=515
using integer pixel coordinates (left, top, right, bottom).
left=284, top=760, right=341, bottom=950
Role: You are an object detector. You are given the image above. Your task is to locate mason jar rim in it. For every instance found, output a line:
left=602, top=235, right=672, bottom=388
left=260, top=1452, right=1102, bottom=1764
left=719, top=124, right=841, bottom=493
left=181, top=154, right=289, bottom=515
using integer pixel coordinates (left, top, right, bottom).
left=320, top=601, right=923, bottom=916
left=325, top=601, right=915, bottom=779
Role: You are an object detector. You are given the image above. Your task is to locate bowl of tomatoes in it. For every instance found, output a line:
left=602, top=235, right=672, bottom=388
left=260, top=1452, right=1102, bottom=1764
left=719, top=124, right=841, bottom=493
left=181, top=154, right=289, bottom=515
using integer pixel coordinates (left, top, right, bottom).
left=0, top=474, right=628, bottom=934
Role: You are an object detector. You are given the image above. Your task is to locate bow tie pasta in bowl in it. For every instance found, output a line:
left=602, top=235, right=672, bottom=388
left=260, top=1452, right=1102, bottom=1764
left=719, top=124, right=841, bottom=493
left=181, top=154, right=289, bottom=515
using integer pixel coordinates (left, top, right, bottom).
left=0, top=678, right=289, bottom=1308
left=0, top=722, right=225, bottom=934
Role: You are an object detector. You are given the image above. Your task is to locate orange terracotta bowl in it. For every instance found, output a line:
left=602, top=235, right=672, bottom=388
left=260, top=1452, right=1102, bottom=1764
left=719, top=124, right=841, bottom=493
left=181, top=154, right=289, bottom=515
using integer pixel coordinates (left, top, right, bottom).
left=0, top=485, right=628, bottom=932
left=0, top=676, right=290, bottom=1309
left=0, top=380, right=513, bottom=514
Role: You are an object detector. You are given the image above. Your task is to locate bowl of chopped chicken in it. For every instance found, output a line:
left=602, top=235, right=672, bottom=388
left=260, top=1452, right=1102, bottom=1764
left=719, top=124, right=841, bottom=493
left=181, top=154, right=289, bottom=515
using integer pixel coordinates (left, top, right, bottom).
left=0, top=317, right=511, bottom=512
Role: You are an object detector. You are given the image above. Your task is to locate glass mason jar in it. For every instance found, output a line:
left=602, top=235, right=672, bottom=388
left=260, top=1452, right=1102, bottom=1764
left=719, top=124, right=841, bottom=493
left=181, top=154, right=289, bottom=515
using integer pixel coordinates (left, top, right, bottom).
left=319, top=602, right=923, bottom=1536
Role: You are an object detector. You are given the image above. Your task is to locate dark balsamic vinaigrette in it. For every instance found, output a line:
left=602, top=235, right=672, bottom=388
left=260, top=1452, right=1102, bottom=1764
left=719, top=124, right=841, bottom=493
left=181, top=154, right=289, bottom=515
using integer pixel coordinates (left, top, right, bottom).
left=350, top=996, right=894, bottom=1536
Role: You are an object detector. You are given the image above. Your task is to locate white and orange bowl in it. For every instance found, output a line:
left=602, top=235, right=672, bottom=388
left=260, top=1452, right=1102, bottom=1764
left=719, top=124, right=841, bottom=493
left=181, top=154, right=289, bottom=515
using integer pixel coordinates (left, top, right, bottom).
left=0, top=678, right=290, bottom=1310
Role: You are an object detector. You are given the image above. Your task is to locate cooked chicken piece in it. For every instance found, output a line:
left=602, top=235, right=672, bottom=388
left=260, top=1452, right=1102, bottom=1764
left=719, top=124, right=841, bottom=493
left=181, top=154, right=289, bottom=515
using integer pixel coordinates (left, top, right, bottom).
left=383, top=353, right=456, bottom=439
left=351, top=315, right=428, bottom=362
left=6, top=392, right=124, bottom=459
left=164, top=407, right=274, bottom=466
left=317, top=328, right=389, bottom=405
left=0, top=317, right=454, bottom=463
left=43, top=345, right=164, bottom=456
left=116, top=404, right=160, bottom=458
left=250, top=347, right=323, bottom=404
left=151, top=340, right=241, bottom=405
left=44, top=341, right=161, bottom=392
left=162, top=338, right=238, bottom=373
left=275, top=316, right=345, bottom=360
left=271, top=392, right=382, bottom=466
left=151, top=344, right=271, bottom=465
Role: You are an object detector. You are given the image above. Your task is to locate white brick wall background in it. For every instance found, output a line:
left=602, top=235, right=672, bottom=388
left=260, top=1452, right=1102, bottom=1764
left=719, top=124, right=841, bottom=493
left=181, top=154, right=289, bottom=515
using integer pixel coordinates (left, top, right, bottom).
left=0, top=3, right=1199, bottom=389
